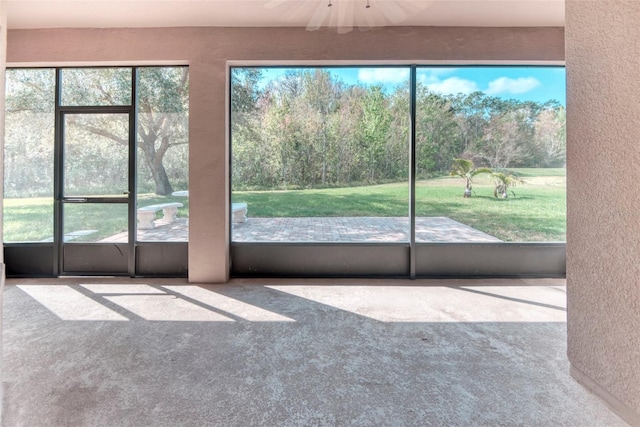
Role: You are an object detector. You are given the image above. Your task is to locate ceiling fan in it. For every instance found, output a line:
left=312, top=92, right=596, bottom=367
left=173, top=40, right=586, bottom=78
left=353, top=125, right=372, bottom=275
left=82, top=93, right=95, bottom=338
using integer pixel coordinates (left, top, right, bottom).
left=265, top=0, right=432, bottom=34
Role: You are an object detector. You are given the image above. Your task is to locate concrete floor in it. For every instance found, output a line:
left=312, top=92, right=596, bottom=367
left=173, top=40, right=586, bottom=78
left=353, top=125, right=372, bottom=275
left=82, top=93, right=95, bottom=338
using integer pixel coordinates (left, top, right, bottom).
left=2, top=277, right=625, bottom=426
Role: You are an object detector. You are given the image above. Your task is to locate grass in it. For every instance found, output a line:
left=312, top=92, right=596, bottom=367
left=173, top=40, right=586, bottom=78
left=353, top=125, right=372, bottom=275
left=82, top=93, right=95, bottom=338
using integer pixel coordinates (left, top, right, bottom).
left=507, top=167, right=566, bottom=177
left=3, top=194, right=189, bottom=243
left=3, top=170, right=565, bottom=242
left=232, top=171, right=566, bottom=242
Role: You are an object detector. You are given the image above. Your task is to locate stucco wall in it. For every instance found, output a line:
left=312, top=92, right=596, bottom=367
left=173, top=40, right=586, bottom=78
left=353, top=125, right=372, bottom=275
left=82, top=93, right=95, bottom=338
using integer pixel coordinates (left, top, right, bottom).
left=566, top=1, right=640, bottom=425
left=6, top=26, right=564, bottom=283
left=0, top=3, right=7, bottom=421
left=0, top=1, right=6, bottom=253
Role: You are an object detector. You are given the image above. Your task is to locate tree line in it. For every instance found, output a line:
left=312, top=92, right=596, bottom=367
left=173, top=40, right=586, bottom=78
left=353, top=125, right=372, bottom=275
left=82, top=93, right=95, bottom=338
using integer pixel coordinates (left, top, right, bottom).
left=231, top=68, right=565, bottom=190
left=4, top=67, right=188, bottom=199
left=4, top=67, right=564, bottom=199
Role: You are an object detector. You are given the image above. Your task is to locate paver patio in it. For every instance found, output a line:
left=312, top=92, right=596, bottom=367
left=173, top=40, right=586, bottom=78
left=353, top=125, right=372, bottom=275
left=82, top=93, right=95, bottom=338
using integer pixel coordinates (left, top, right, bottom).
left=113, top=216, right=501, bottom=243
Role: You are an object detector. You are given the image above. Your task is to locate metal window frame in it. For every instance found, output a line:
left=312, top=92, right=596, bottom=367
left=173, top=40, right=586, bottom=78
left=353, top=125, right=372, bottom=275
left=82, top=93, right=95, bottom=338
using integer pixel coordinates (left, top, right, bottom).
left=4, top=65, right=189, bottom=278
left=228, top=64, right=566, bottom=279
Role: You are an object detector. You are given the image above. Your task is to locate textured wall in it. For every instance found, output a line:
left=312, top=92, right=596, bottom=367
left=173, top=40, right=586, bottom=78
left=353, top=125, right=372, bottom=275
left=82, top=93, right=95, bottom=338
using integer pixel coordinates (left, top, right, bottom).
left=0, top=2, right=6, bottom=254
left=6, top=26, right=564, bottom=282
left=566, top=1, right=640, bottom=425
left=0, top=3, right=7, bottom=421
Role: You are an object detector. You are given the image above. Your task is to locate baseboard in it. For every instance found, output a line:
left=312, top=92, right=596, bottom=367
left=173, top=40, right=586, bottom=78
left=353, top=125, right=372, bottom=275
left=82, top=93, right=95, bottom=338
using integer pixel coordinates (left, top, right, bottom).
left=570, top=364, right=640, bottom=427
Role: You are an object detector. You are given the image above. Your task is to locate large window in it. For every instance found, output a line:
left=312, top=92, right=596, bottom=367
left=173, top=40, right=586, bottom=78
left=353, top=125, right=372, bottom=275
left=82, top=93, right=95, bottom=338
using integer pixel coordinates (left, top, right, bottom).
left=230, top=65, right=565, bottom=247
left=231, top=67, right=410, bottom=243
left=414, top=67, right=566, bottom=243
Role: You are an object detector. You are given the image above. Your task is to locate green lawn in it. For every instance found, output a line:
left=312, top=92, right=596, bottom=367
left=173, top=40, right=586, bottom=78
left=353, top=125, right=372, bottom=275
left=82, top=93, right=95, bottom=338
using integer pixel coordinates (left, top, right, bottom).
left=232, top=171, right=566, bottom=242
left=3, top=170, right=565, bottom=243
left=3, top=194, right=189, bottom=243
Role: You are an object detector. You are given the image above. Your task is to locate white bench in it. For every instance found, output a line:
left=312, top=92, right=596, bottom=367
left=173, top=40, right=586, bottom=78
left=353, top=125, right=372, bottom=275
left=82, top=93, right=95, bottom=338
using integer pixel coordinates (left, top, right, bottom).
left=137, top=202, right=183, bottom=229
left=232, top=203, right=248, bottom=223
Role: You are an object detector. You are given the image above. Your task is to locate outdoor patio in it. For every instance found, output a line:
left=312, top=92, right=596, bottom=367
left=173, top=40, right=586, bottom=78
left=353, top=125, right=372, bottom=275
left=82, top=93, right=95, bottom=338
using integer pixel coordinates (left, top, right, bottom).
left=124, top=216, right=501, bottom=243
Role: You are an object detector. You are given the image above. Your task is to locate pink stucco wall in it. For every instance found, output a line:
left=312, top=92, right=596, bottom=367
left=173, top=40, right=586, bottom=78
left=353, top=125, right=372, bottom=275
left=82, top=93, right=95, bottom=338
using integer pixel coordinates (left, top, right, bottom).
left=6, top=26, right=564, bottom=282
left=0, top=4, right=6, bottom=254
left=566, top=1, right=640, bottom=425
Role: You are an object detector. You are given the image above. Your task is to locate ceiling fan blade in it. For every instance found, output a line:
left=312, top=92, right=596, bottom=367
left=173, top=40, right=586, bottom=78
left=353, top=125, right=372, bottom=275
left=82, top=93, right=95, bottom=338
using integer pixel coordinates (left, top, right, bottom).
left=355, top=5, right=377, bottom=31
left=337, top=0, right=355, bottom=34
left=375, top=0, right=408, bottom=24
left=306, top=2, right=332, bottom=31
left=264, top=0, right=288, bottom=9
left=414, top=0, right=433, bottom=11
left=376, top=0, right=409, bottom=24
left=414, top=0, right=434, bottom=10
left=299, top=0, right=435, bottom=34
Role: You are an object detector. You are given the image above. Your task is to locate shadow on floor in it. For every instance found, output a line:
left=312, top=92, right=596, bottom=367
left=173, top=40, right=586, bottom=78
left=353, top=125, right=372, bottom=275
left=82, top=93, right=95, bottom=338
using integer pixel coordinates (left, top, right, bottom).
left=1, top=278, right=624, bottom=426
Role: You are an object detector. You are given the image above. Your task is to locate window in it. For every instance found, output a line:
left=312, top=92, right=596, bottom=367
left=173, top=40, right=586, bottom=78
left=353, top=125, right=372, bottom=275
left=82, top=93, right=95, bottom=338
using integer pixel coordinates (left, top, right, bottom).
left=415, top=66, right=566, bottom=243
left=136, top=67, right=190, bottom=242
left=230, top=65, right=565, bottom=245
left=231, top=66, right=410, bottom=243
left=4, top=66, right=189, bottom=245
left=3, top=68, right=55, bottom=243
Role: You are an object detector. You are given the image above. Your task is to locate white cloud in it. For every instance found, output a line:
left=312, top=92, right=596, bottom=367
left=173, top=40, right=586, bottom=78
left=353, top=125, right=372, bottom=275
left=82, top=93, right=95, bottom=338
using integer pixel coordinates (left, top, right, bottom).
left=417, top=68, right=457, bottom=85
left=485, top=77, right=540, bottom=96
left=415, top=69, right=477, bottom=95
left=425, top=77, right=479, bottom=96
left=358, top=68, right=410, bottom=84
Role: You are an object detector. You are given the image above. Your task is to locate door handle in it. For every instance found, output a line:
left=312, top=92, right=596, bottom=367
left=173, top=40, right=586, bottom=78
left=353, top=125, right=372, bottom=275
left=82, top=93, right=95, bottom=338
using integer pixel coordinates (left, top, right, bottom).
left=66, top=198, right=87, bottom=202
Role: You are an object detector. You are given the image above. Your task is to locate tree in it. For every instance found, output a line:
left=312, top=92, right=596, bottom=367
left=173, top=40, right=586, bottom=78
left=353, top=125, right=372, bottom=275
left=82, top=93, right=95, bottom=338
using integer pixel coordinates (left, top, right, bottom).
left=533, top=107, right=566, bottom=167
left=449, top=158, right=492, bottom=198
left=416, top=86, right=462, bottom=175
left=301, top=69, right=342, bottom=185
left=135, top=67, right=189, bottom=195
left=231, top=68, right=263, bottom=114
left=7, top=67, right=190, bottom=196
left=450, top=91, right=493, bottom=154
left=490, top=171, right=523, bottom=198
left=231, top=68, right=268, bottom=189
left=357, top=85, right=392, bottom=182
left=479, top=108, right=534, bottom=169
left=4, top=69, right=56, bottom=198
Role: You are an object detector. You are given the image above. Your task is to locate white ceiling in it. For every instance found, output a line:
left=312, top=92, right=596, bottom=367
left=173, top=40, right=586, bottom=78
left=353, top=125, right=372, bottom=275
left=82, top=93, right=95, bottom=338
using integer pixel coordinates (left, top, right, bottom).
left=6, top=0, right=565, bottom=30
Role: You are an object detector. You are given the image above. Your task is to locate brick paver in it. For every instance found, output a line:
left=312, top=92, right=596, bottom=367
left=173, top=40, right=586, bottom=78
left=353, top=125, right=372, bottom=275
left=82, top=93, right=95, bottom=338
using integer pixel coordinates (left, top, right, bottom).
left=232, top=216, right=500, bottom=242
left=119, top=216, right=500, bottom=243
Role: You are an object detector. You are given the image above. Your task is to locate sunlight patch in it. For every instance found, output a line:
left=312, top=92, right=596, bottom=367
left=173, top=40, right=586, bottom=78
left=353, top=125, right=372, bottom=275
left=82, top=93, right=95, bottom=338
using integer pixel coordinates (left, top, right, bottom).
left=266, top=285, right=566, bottom=323
left=104, top=295, right=235, bottom=322
left=80, top=284, right=166, bottom=294
left=163, top=286, right=295, bottom=322
left=18, top=285, right=128, bottom=321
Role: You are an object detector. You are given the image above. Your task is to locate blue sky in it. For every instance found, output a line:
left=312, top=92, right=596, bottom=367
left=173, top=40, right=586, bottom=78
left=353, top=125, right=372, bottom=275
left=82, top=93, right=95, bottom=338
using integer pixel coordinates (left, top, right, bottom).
left=259, top=66, right=566, bottom=106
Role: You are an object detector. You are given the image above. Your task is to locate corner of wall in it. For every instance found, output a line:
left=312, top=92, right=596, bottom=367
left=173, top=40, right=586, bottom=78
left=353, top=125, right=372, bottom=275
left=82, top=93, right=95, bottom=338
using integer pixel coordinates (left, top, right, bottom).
left=570, top=365, right=640, bottom=427
left=566, top=0, right=640, bottom=424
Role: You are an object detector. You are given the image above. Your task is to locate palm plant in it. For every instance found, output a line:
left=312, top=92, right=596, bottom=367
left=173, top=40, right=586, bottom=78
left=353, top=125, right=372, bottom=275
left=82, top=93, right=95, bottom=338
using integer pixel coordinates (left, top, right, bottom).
left=490, top=171, right=523, bottom=198
left=449, top=158, right=492, bottom=198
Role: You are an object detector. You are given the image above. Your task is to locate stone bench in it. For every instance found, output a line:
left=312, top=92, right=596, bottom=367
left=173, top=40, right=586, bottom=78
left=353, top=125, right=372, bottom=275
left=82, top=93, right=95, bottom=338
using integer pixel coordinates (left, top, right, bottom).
left=137, top=202, right=183, bottom=229
left=232, top=203, right=248, bottom=224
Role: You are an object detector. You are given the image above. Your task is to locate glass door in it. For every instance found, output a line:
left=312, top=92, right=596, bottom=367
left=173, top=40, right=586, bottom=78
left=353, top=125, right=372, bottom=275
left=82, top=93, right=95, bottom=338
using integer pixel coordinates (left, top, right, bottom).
left=3, top=66, right=190, bottom=278
left=58, top=111, right=135, bottom=275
